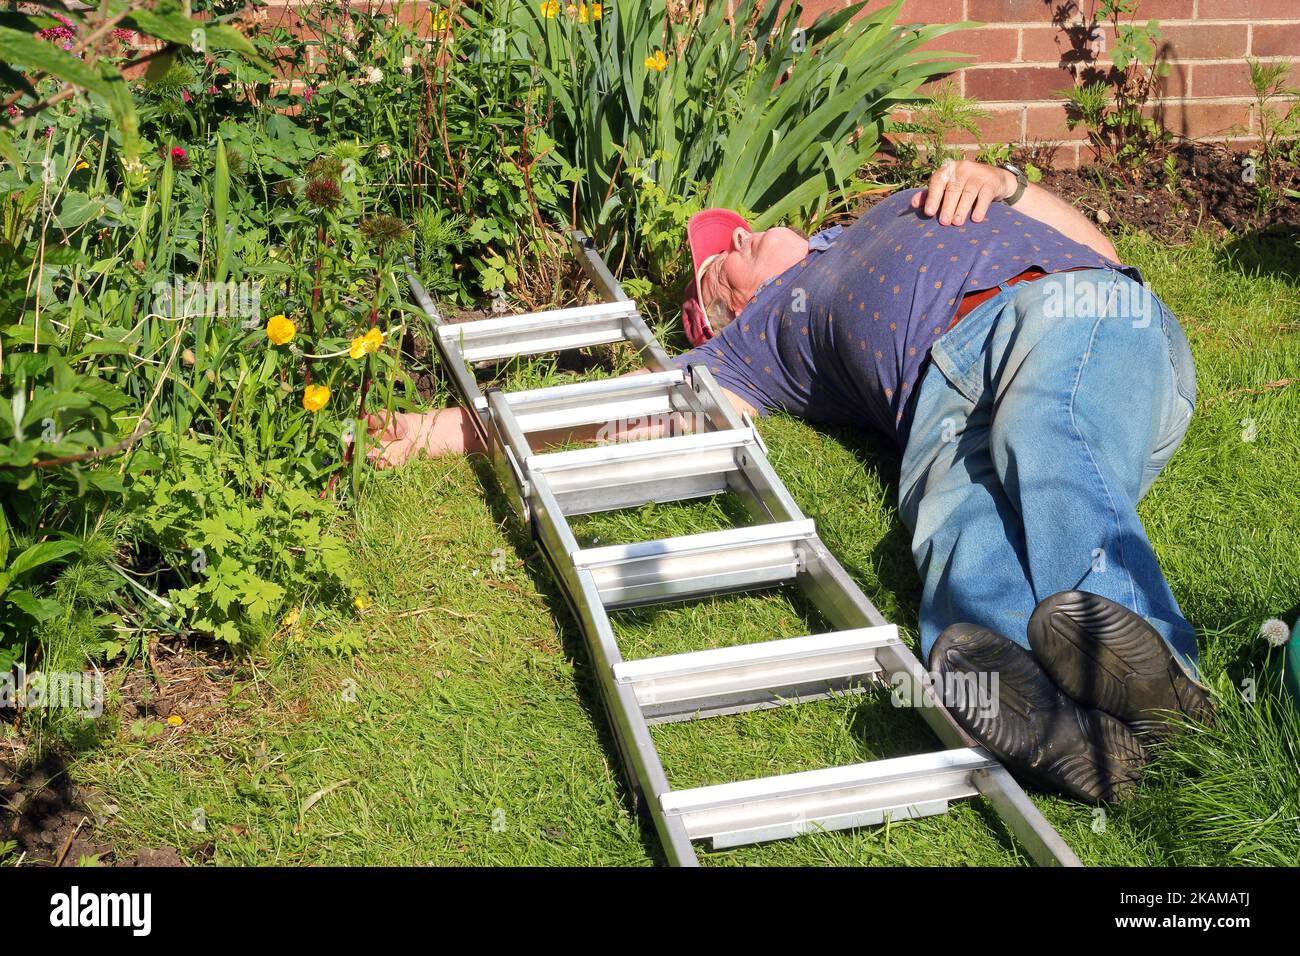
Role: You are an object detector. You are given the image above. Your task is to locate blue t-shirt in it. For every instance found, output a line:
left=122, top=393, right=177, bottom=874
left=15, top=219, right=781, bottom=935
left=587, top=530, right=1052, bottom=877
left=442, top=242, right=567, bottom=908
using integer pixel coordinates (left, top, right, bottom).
left=669, top=188, right=1130, bottom=446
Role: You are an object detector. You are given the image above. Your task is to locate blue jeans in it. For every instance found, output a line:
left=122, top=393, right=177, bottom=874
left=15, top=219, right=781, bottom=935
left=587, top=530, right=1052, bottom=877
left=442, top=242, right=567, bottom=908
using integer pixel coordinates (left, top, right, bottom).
left=898, top=268, right=1199, bottom=674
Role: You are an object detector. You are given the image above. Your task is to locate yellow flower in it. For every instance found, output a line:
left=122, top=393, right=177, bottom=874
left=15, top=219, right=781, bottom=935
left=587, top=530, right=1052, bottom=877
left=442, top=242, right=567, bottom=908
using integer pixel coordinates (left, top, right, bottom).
left=76, top=160, right=90, bottom=170
left=349, top=327, right=384, bottom=359
left=592, top=3, right=602, bottom=19
left=354, top=594, right=373, bottom=612
left=303, top=384, right=330, bottom=413
left=166, top=715, right=184, bottom=726
left=266, top=314, right=296, bottom=346
left=540, top=0, right=559, bottom=17
left=431, top=7, right=451, bottom=29
left=645, top=50, right=668, bottom=72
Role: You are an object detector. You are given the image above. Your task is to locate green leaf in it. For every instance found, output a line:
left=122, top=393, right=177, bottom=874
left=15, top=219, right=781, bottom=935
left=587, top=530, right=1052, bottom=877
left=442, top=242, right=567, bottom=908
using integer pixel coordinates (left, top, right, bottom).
left=213, top=132, right=231, bottom=284
left=195, top=514, right=240, bottom=554
left=54, top=190, right=102, bottom=230
left=244, top=576, right=285, bottom=620
left=7, top=538, right=81, bottom=578
left=5, top=588, right=63, bottom=621
left=0, top=129, right=21, bottom=170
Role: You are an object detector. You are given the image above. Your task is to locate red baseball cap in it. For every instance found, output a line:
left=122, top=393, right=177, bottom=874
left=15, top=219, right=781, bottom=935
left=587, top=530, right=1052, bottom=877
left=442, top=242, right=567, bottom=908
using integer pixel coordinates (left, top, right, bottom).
left=682, top=207, right=751, bottom=347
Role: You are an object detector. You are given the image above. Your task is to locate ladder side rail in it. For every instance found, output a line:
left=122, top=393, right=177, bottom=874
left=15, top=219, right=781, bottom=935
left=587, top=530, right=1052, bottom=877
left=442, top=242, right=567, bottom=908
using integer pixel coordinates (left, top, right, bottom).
left=567, top=231, right=631, bottom=303
left=796, top=538, right=975, bottom=750
left=621, top=308, right=676, bottom=372
left=727, top=445, right=807, bottom=526
left=484, top=388, right=539, bottom=520
left=687, top=364, right=749, bottom=433
left=528, top=470, right=699, bottom=864
left=568, top=230, right=675, bottom=371
left=569, top=569, right=699, bottom=866
left=974, top=767, right=1084, bottom=867
left=404, top=262, right=495, bottom=453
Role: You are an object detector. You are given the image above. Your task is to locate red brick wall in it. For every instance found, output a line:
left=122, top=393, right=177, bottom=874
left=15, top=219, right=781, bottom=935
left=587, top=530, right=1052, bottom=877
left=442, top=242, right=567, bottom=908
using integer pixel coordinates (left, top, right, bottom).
left=799, top=0, right=1298, bottom=167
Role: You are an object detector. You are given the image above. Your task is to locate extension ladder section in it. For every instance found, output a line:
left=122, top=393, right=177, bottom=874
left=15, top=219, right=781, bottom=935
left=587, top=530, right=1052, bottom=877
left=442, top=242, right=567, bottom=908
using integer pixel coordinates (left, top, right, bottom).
left=404, top=235, right=1081, bottom=867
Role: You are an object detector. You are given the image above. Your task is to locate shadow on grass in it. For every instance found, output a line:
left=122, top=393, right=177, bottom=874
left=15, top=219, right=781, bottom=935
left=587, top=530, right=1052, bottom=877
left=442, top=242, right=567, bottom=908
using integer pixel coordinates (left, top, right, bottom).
left=1216, top=227, right=1300, bottom=285
left=814, top=421, right=922, bottom=637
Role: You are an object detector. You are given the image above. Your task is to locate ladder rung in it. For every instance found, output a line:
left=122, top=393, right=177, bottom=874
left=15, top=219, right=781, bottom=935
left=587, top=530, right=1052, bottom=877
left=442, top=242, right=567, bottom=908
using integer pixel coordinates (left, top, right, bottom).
left=437, top=301, right=637, bottom=362
left=661, top=748, right=998, bottom=850
left=613, top=626, right=901, bottom=723
left=528, top=427, right=754, bottom=473
left=503, top=370, right=686, bottom=434
left=572, top=520, right=817, bottom=608
left=529, top=429, right=760, bottom=516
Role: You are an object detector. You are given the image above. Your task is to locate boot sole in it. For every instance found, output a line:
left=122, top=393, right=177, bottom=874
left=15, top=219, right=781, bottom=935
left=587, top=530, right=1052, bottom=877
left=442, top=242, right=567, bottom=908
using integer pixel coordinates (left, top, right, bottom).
left=1028, top=590, right=1212, bottom=738
left=930, top=623, right=1148, bottom=804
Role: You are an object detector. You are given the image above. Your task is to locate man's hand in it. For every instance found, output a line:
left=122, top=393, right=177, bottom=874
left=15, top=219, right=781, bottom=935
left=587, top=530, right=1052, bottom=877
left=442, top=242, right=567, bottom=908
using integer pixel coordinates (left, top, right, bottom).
left=910, top=157, right=1119, bottom=261
left=911, top=159, right=1015, bottom=227
left=359, top=407, right=483, bottom=469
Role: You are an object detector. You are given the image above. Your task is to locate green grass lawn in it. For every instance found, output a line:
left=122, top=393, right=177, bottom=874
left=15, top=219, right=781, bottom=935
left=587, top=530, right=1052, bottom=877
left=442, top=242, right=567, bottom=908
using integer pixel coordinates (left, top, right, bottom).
left=69, top=230, right=1300, bottom=866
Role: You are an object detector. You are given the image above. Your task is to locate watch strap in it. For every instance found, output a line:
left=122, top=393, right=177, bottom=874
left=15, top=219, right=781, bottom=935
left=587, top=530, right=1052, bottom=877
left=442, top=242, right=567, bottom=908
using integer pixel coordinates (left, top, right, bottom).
left=1000, top=163, right=1028, bottom=206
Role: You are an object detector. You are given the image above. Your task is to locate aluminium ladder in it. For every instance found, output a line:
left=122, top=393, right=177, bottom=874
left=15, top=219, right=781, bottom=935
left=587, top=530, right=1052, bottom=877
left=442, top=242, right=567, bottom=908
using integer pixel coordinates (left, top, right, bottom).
left=403, top=234, right=1081, bottom=867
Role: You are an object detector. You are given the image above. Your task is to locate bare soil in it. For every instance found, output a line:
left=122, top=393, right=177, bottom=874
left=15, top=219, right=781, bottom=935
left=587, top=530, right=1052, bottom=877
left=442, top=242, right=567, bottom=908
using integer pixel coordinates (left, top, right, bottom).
left=1030, top=142, right=1300, bottom=244
left=1, top=642, right=235, bottom=866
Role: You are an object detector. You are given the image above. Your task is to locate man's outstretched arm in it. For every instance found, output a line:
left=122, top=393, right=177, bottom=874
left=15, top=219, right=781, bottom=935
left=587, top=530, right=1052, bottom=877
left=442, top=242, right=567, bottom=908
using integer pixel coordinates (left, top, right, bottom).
left=911, top=159, right=1119, bottom=263
left=362, top=369, right=758, bottom=468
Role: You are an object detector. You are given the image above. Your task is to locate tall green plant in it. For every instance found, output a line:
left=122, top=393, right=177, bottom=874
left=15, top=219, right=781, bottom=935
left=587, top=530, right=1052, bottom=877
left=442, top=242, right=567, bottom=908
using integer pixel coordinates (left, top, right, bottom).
left=1058, top=0, right=1170, bottom=168
left=489, top=0, right=969, bottom=272
left=1246, top=58, right=1300, bottom=207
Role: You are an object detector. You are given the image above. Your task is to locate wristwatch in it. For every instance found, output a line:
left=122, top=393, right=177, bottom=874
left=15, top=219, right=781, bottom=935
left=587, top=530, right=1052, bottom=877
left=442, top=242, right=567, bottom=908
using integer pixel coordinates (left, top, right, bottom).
left=999, top=163, right=1028, bottom=206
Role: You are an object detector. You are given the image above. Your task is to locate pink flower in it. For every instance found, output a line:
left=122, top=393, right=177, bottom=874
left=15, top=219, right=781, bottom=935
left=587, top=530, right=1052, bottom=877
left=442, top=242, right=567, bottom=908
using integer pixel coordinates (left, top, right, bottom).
left=5, top=106, right=18, bottom=119
left=44, top=127, right=53, bottom=138
left=34, top=16, right=75, bottom=45
left=208, top=85, right=218, bottom=95
left=171, top=146, right=187, bottom=160
left=181, top=89, right=191, bottom=103
left=302, top=86, right=314, bottom=104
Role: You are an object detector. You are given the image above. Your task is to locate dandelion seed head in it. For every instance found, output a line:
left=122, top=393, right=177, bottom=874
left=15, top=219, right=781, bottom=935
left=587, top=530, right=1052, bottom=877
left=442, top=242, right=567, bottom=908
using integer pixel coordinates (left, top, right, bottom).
left=1260, top=618, right=1292, bottom=647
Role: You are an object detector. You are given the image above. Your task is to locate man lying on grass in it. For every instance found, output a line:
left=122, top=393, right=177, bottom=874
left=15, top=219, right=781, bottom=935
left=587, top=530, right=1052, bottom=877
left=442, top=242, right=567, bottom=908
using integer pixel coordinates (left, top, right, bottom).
left=364, top=159, right=1212, bottom=803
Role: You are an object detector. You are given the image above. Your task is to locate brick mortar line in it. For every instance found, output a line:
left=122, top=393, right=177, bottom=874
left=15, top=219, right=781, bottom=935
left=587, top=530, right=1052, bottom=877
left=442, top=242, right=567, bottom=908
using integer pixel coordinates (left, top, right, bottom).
left=973, top=95, right=1264, bottom=103
left=947, top=134, right=1259, bottom=141
left=946, top=133, right=1260, bottom=144
left=967, top=57, right=1293, bottom=65
left=1005, top=21, right=1300, bottom=27
left=943, top=138, right=1256, bottom=152
left=980, top=19, right=1300, bottom=26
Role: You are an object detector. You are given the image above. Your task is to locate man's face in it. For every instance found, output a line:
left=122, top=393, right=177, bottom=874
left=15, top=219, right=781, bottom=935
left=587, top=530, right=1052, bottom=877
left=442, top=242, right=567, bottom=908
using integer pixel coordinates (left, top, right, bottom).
left=699, top=226, right=809, bottom=317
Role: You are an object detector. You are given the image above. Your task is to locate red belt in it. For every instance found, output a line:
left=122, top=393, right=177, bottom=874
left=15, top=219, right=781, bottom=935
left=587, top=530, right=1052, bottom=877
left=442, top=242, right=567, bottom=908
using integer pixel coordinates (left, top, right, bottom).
left=948, top=268, right=1049, bottom=331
